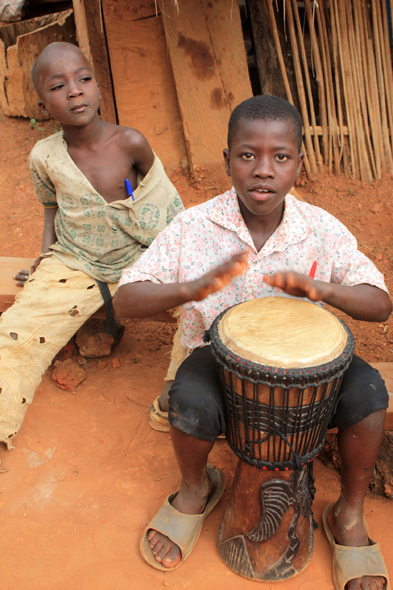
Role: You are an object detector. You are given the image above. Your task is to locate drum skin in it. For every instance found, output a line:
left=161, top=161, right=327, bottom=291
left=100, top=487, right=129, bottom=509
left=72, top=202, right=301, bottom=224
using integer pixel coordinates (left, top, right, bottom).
left=210, top=298, right=355, bottom=582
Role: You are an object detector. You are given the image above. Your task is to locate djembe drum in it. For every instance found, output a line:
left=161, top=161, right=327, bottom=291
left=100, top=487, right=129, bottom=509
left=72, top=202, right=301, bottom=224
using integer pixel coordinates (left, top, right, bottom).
left=209, top=297, right=355, bottom=582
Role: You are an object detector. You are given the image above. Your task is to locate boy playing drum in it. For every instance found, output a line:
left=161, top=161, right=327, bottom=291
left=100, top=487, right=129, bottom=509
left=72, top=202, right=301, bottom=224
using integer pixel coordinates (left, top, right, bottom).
left=114, top=95, right=391, bottom=590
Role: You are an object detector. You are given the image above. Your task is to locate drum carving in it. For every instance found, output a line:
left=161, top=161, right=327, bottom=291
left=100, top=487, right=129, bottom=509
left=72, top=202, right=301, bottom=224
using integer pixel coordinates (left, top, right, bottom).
left=209, top=297, right=355, bottom=581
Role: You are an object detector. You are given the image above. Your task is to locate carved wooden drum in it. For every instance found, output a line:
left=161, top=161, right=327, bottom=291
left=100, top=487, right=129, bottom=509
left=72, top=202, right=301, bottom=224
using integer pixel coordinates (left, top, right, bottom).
left=209, top=297, right=355, bottom=582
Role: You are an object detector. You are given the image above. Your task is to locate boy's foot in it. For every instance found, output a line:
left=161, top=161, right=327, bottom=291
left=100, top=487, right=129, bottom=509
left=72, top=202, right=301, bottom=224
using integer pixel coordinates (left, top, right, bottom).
left=147, top=472, right=212, bottom=568
left=328, top=500, right=387, bottom=590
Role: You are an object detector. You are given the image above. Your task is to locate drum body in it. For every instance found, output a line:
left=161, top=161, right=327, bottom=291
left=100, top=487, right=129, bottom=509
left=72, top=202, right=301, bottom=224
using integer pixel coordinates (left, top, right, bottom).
left=210, top=297, right=355, bottom=582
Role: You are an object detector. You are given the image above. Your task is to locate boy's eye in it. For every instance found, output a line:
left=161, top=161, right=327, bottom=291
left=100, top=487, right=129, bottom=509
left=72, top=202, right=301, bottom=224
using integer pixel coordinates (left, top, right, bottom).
left=50, top=84, right=63, bottom=91
left=275, top=154, right=289, bottom=162
left=241, top=153, right=255, bottom=161
left=80, top=76, right=92, bottom=83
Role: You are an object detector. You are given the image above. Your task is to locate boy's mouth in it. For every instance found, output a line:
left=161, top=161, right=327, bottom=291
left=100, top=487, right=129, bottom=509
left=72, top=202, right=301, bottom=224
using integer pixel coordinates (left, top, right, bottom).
left=71, top=104, right=88, bottom=114
left=249, top=184, right=276, bottom=200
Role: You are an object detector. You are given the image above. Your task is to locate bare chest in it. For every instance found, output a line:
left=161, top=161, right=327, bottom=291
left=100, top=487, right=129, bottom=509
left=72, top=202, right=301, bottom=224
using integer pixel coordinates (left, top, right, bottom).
left=68, top=147, right=137, bottom=204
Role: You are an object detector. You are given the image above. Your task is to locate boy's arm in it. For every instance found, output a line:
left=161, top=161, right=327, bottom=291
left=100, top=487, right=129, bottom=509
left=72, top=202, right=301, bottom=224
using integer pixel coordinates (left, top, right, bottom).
left=113, top=253, right=249, bottom=318
left=263, top=272, right=392, bottom=322
left=14, top=207, right=58, bottom=286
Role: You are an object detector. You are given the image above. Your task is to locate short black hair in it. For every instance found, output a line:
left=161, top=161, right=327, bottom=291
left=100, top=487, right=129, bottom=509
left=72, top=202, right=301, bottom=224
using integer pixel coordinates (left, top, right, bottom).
left=227, top=95, right=303, bottom=152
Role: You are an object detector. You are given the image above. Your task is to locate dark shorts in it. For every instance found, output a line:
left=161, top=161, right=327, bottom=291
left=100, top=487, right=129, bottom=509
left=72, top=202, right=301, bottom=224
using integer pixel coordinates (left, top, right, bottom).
left=168, top=346, right=389, bottom=442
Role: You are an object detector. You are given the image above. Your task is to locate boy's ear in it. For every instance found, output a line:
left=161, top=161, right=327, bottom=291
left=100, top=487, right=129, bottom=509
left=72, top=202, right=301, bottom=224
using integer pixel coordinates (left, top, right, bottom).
left=38, top=100, right=51, bottom=118
left=223, top=149, right=231, bottom=177
left=295, top=151, right=304, bottom=178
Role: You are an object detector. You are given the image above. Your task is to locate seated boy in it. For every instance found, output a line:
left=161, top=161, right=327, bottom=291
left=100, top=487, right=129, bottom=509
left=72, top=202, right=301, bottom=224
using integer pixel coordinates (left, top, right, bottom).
left=114, top=95, right=391, bottom=590
left=0, top=41, right=185, bottom=446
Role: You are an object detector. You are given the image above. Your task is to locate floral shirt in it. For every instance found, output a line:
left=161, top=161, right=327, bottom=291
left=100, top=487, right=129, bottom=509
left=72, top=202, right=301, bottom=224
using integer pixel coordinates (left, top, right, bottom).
left=119, top=188, right=388, bottom=351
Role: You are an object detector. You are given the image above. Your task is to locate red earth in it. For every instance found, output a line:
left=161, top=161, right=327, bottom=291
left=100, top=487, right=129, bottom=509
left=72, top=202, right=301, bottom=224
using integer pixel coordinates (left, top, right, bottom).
left=0, top=106, right=392, bottom=590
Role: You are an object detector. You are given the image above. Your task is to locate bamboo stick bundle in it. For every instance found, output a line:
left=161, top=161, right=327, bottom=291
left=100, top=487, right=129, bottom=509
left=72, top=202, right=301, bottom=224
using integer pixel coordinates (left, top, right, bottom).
left=304, top=0, right=329, bottom=164
left=371, top=0, right=393, bottom=171
left=290, top=0, right=322, bottom=170
left=346, top=0, right=372, bottom=182
left=355, top=0, right=382, bottom=178
left=263, top=0, right=314, bottom=177
left=352, top=0, right=378, bottom=179
left=334, top=0, right=359, bottom=179
left=363, top=0, right=386, bottom=172
left=285, top=0, right=320, bottom=172
left=329, top=0, right=348, bottom=176
left=316, top=0, right=340, bottom=175
left=378, top=0, right=393, bottom=153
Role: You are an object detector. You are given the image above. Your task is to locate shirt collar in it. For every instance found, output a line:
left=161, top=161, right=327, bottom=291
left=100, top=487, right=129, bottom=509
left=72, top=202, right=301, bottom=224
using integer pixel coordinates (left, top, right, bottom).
left=206, top=187, right=313, bottom=254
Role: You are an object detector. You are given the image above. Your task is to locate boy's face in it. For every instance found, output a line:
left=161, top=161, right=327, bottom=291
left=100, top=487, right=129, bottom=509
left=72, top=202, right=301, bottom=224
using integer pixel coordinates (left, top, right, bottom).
left=36, top=46, right=101, bottom=126
left=224, top=118, right=304, bottom=221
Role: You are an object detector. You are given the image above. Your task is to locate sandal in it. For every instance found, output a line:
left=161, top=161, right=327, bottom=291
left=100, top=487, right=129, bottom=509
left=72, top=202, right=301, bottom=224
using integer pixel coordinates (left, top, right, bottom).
left=149, top=396, right=170, bottom=432
left=140, top=464, right=225, bottom=571
left=322, top=503, right=390, bottom=590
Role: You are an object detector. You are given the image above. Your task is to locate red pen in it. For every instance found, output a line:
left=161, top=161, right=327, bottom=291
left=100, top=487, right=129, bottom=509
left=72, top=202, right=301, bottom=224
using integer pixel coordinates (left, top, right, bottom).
left=309, top=260, right=317, bottom=279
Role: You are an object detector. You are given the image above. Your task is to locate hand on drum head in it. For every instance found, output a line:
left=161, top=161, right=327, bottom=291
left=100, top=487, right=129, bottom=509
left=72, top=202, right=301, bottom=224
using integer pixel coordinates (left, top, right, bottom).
left=189, top=253, right=249, bottom=301
left=263, top=271, right=325, bottom=301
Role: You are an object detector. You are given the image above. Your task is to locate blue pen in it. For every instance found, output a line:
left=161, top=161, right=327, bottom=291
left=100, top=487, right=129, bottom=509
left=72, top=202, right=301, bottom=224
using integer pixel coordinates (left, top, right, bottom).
left=125, top=178, right=134, bottom=201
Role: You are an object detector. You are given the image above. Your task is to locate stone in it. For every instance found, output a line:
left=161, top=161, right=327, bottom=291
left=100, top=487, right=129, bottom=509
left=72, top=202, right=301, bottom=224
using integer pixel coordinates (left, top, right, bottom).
left=51, top=359, right=86, bottom=391
left=76, top=319, right=114, bottom=358
left=112, top=358, right=120, bottom=369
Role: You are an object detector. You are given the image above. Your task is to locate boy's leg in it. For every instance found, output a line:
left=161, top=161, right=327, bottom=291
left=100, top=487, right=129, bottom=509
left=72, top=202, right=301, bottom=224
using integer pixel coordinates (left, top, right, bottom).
left=0, top=255, right=117, bottom=447
left=327, top=356, right=388, bottom=590
left=147, top=346, right=225, bottom=568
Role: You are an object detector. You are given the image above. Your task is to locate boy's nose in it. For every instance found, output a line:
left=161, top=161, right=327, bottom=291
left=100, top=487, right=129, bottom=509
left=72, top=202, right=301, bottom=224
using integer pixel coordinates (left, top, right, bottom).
left=253, top=158, right=275, bottom=178
left=68, top=86, right=83, bottom=98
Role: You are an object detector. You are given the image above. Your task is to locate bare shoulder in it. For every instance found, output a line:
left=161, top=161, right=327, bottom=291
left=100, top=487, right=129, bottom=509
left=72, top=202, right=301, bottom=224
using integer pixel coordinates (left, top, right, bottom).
left=104, top=123, right=154, bottom=175
left=107, top=123, right=151, bottom=152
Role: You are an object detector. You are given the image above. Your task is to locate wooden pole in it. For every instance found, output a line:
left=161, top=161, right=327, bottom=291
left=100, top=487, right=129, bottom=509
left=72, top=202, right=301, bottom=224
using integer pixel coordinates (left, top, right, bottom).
left=379, top=0, right=393, bottom=153
left=356, top=0, right=382, bottom=178
left=290, top=0, right=322, bottom=170
left=285, top=0, right=318, bottom=173
left=263, top=0, right=313, bottom=177
left=304, top=0, right=328, bottom=164
left=316, top=0, right=340, bottom=175
left=346, top=0, right=372, bottom=182
left=371, top=0, right=393, bottom=171
left=352, top=0, right=378, bottom=178
left=329, top=0, right=348, bottom=176
left=364, top=0, right=386, bottom=171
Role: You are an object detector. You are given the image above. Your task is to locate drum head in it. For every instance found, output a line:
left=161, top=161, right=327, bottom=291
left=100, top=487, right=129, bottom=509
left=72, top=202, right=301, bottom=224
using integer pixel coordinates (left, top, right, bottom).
left=218, top=297, right=347, bottom=369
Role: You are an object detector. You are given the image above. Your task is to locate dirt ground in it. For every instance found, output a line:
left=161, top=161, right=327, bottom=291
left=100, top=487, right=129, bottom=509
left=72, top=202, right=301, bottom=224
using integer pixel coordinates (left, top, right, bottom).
left=0, top=107, right=392, bottom=590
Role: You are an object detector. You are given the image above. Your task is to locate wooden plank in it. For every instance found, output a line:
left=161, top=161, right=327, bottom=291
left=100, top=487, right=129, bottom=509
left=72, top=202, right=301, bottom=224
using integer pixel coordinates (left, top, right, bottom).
left=72, top=0, right=117, bottom=124
left=0, top=257, right=35, bottom=313
left=104, top=0, right=157, bottom=22
left=0, top=10, right=75, bottom=119
left=102, top=1, right=187, bottom=173
left=160, top=0, right=252, bottom=191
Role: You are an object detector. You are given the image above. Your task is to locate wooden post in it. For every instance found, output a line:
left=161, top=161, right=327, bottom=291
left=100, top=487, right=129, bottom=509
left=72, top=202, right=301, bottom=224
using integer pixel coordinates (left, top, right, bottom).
left=159, top=0, right=253, bottom=192
left=72, top=0, right=117, bottom=124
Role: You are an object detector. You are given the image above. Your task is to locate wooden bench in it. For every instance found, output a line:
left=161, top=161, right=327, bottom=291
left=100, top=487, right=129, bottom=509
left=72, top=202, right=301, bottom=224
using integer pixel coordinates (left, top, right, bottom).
left=1, top=256, right=392, bottom=428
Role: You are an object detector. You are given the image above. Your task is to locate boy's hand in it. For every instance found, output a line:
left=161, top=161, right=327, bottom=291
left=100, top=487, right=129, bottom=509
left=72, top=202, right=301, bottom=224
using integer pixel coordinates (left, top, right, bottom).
left=13, top=254, right=50, bottom=287
left=186, top=253, right=249, bottom=301
left=263, top=271, right=330, bottom=302
left=13, top=269, right=30, bottom=287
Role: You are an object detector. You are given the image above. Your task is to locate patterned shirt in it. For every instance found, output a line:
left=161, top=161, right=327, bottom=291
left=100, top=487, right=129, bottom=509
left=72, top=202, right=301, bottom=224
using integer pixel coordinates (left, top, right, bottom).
left=29, top=131, right=185, bottom=282
left=119, top=188, right=388, bottom=350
